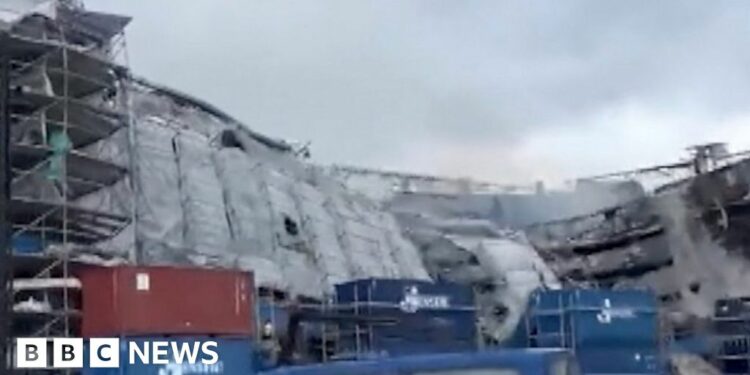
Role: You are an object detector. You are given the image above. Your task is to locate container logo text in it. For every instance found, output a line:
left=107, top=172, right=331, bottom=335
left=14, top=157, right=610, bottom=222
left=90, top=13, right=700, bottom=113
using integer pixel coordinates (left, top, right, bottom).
left=399, top=285, right=450, bottom=313
left=596, top=298, right=636, bottom=324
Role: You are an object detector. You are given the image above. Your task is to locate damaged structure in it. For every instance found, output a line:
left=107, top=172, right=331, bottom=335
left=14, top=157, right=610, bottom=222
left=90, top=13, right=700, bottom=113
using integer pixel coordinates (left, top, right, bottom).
left=332, top=145, right=750, bottom=342
left=123, top=81, right=430, bottom=296
left=526, top=146, right=750, bottom=334
left=0, top=1, right=433, bottom=356
left=2, top=0, right=133, bottom=344
left=2, top=0, right=429, bottom=308
left=3, top=2, right=750, bottom=369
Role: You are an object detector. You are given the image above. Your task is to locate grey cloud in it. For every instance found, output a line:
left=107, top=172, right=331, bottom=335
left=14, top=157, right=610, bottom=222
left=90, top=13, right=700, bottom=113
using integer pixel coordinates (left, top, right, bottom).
left=88, top=0, right=750, bottom=178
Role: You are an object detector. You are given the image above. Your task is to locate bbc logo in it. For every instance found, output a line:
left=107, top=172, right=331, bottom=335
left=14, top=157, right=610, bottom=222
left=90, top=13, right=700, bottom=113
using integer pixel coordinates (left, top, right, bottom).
left=15, top=337, right=220, bottom=369
left=16, top=338, right=119, bottom=369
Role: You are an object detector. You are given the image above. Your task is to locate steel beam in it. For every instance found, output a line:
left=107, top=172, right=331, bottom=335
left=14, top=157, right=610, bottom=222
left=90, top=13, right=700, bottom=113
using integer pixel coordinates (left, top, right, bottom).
left=0, top=32, right=13, bottom=375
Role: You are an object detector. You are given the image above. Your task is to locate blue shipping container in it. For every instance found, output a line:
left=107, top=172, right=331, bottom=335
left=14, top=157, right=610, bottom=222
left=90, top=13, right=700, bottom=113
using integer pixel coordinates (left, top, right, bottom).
left=670, top=335, right=714, bottom=356
left=527, top=289, right=658, bottom=349
left=260, top=348, right=573, bottom=375
left=576, top=348, right=662, bottom=374
left=334, top=279, right=477, bottom=357
left=337, top=331, right=476, bottom=358
left=83, top=337, right=255, bottom=375
left=12, top=233, right=43, bottom=254
left=719, top=336, right=750, bottom=356
left=369, top=336, right=475, bottom=357
left=531, top=289, right=656, bottom=312
left=335, top=301, right=477, bottom=357
left=341, top=307, right=476, bottom=336
left=336, top=279, right=474, bottom=308
left=522, top=289, right=662, bottom=374
left=258, top=301, right=290, bottom=336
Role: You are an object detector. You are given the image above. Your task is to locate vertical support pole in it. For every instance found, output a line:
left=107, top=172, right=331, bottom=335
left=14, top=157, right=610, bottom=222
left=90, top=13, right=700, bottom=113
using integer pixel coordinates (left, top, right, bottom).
left=122, top=71, right=140, bottom=264
left=0, top=32, right=13, bottom=375
left=61, top=41, right=71, bottom=346
left=367, top=286, right=372, bottom=353
left=354, top=285, right=360, bottom=356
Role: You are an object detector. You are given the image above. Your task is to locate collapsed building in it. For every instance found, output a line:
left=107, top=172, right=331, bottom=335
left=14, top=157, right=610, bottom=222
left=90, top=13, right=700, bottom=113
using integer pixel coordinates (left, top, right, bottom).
left=333, top=147, right=750, bottom=339
left=523, top=150, right=750, bottom=335
left=4, top=0, right=430, bottom=292
left=4, top=1, right=549, bottom=345
left=329, top=167, right=654, bottom=340
left=2, top=0, right=429, bottom=341
left=4, top=0, right=750, bottom=352
left=0, top=0, right=565, bottom=345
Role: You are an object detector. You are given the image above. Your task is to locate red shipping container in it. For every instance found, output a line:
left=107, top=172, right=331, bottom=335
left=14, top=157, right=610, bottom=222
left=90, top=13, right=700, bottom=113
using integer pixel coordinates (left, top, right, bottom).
left=78, top=265, right=254, bottom=337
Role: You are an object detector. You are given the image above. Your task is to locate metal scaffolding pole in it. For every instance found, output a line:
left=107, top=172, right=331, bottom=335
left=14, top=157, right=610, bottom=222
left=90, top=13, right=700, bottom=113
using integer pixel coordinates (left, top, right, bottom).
left=0, top=32, right=13, bottom=375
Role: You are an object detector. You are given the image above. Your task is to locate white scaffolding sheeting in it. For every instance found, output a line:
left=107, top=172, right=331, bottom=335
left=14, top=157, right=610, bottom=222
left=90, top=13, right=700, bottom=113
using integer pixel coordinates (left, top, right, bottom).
left=296, top=183, right=352, bottom=287
left=235, top=254, right=288, bottom=291
left=134, top=119, right=185, bottom=261
left=81, top=127, right=130, bottom=167
left=0, top=0, right=56, bottom=28
left=125, top=84, right=430, bottom=298
left=176, top=131, right=231, bottom=262
left=280, top=249, right=325, bottom=298
left=382, top=214, right=431, bottom=280
left=328, top=194, right=400, bottom=279
left=213, top=148, right=270, bottom=256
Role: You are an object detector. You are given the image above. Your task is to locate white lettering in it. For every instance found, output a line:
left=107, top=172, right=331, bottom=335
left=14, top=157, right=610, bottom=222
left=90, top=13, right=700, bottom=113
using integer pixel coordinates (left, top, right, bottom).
left=400, top=293, right=451, bottom=312
left=90, top=338, right=120, bottom=368
left=608, top=308, right=636, bottom=318
left=52, top=338, right=83, bottom=368
left=597, top=308, right=636, bottom=324
left=152, top=342, right=169, bottom=365
left=159, top=362, right=224, bottom=375
left=16, top=338, right=47, bottom=369
left=129, top=342, right=149, bottom=364
left=171, top=342, right=201, bottom=364
left=17, top=338, right=221, bottom=369
left=201, top=342, right=218, bottom=365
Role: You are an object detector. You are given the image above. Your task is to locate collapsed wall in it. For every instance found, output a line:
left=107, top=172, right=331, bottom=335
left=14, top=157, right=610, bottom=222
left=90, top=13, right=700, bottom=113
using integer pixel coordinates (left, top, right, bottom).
left=333, top=170, right=653, bottom=343
left=388, top=198, right=560, bottom=343
left=524, top=159, right=750, bottom=331
left=85, top=80, right=430, bottom=298
left=334, top=165, right=750, bottom=339
left=333, top=166, right=644, bottom=227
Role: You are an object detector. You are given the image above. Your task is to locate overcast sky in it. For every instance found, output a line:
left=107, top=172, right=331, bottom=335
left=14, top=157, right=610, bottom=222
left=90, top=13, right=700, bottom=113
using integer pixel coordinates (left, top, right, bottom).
left=88, top=0, right=750, bottom=185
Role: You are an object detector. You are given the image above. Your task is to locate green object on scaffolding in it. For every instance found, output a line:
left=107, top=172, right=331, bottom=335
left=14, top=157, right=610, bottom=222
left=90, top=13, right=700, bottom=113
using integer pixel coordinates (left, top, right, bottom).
left=45, top=128, right=72, bottom=181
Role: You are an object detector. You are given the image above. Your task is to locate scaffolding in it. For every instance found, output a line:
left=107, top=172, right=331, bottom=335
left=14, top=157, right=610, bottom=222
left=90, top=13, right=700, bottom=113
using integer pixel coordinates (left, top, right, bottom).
left=713, top=297, right=750, bottom=374
left=0, top=2, right=131, bottom=368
